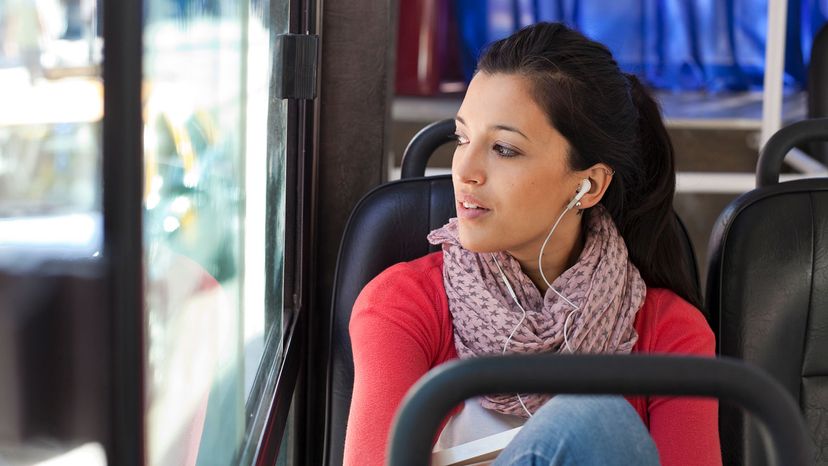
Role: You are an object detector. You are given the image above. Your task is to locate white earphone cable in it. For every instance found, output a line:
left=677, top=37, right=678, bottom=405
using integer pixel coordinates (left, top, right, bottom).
left=490, top=198, right=582, bottom=418
left=491, top=254, right=533, bottom=417
left=492, top=254, right=528, bottom=354
left=538, top=207, right=579, bottom=310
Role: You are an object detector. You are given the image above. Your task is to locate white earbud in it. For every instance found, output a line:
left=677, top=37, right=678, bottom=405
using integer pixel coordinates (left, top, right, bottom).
left=565, top=179, right=592, bottom=211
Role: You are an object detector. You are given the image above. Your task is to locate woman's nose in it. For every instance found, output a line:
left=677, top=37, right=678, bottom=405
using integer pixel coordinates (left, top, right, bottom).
left=452, top=144, right=486, bottom=185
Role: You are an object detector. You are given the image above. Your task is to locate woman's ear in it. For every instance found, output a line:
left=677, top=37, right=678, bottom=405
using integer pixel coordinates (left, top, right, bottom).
left=575, top=163, right=614, bottom=209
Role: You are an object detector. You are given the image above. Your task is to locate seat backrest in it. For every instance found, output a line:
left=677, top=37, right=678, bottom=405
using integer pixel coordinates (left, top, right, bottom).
left=707, top=118, right=828, bottom=465
left=323, top=119, right=701, bottom=466
left=324, top=176, right=454, bottom=466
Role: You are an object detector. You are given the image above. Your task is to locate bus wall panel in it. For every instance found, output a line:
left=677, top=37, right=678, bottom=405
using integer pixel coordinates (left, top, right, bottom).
left=307, top=1, right=397, bottom=465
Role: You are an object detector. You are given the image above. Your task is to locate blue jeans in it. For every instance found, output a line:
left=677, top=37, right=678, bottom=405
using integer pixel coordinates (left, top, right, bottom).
left=493, top=395, right=660, bottom=466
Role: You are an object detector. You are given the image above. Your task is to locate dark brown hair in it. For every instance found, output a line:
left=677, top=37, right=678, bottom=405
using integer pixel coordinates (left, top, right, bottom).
left=478, top=22, right=702, bottom=309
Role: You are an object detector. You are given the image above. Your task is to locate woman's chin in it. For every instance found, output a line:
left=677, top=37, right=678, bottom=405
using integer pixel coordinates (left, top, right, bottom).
left=457, top=228, right=501, bottom=253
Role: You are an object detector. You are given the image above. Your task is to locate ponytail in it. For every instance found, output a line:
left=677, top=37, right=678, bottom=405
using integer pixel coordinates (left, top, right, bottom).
left=622, top=74, right=702, bottom=309
left=479, top=22, right=703, bottom=310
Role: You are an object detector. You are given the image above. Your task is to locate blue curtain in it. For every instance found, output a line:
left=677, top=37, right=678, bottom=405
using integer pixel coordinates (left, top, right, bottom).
left=454, top=0, right=828, bottom=91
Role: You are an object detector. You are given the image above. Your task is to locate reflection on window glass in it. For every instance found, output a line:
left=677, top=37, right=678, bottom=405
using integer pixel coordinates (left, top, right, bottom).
left=143, top=0, right=286, bottom=465
left=0, top=0, right=102, bottom=246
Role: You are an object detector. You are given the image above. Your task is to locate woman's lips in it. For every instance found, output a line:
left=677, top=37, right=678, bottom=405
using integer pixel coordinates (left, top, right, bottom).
left=457, top=201, right=492, bottom=219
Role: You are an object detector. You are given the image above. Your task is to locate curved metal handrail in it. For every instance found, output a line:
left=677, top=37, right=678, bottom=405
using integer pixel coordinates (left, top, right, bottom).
left=757, top=118, right=828, bottom=187
left=387, top=354, right=811, bottom=466
left=400, top=119, right=455, bottom=179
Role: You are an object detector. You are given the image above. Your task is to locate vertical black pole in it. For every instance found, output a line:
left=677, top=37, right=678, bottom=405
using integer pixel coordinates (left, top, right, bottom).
left=102, top=0, right=145, bottom=463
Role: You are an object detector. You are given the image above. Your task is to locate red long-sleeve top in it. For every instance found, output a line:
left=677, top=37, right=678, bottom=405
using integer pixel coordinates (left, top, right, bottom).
left=344, top=252, right=721, bottom=466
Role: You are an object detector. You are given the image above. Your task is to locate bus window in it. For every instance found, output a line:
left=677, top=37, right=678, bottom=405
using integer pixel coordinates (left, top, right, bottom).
left=141, top=0, right=288, bottom=465
left=0, top=0, right=101, bottom=230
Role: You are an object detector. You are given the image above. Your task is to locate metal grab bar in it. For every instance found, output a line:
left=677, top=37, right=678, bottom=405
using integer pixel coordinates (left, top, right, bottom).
left=758, top=118, right=828, bottom=187
left=387, top=354, right=812, bottom=466
left=400, top=119, right=455, bottom=179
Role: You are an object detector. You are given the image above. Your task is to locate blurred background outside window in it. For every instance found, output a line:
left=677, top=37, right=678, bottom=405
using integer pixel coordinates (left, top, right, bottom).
left=0, top=0, right=102, bottom=256
left=0, top=0, right=287, bottom=464
left=142, top=0, right=286, bottom=464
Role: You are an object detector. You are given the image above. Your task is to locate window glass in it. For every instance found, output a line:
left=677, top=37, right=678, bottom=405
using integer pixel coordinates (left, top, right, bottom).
left=0, top=0, right=102, bottom=251
left=142, top=0, right=287, bottom=464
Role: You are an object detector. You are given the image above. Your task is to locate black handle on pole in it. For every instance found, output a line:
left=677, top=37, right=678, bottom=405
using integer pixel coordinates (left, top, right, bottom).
left=757, top=118, right=828, bottom=187
left=400, top=119, right=456, bottom=179
left=387, top=355, right=811, bottom=466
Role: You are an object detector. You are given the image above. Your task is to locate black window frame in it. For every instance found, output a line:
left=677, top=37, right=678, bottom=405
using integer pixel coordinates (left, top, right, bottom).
left=103, top=0, right=317, bottom=462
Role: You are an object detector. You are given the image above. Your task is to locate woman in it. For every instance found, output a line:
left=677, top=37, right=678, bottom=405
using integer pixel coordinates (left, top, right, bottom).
left=345, top=22, right=720, bottom=466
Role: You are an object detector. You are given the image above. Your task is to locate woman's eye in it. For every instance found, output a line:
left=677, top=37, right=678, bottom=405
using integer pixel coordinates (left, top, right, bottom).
left=493, top=144, right=519, bottom=158
left=454, top=133, right=469, bottom=145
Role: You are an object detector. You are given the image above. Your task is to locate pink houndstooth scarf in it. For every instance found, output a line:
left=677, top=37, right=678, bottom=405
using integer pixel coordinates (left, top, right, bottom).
left=426, top=205, right=647, bottom=417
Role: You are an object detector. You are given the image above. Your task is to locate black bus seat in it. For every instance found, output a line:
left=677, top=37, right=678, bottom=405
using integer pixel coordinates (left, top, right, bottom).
left=324, top=177, right=454, bottom=466
left=707, top=118, right=828, bottom=465
left=323, top=119, right=701, bottom=466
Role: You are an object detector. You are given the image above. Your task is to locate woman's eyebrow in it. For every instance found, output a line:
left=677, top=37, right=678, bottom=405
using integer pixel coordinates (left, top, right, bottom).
left=454, top=116, right=530, bottom=141
left=493, top=124, right=530, bottom=141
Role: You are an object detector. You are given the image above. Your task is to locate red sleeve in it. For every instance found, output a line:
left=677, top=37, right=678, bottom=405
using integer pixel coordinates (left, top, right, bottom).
left=343, top=260, right=453, bottom=466
left=645, top=290, right=722, bottom=466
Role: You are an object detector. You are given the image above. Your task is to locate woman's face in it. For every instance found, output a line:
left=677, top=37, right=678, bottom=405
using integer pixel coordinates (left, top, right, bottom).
left=452, top=72, right=582, bottom=257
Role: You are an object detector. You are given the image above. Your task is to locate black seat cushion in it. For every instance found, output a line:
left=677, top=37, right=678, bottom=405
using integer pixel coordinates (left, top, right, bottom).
left=707, top=178, right=828, bottom=465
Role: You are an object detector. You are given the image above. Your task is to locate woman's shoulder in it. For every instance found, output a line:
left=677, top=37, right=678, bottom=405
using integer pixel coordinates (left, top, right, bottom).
left=634, top=288, right=715, bottom=356
left=350, top=252, right=454, bottom=362
left=399, top=250, right=444, bottom=275
left=362, top=251, right=444, bottom=294
left=351, top=251, right=448, bottom=326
